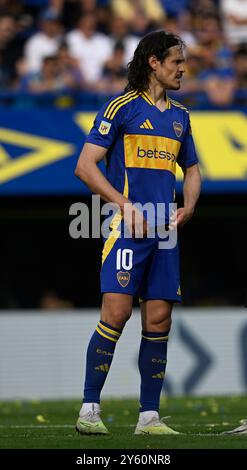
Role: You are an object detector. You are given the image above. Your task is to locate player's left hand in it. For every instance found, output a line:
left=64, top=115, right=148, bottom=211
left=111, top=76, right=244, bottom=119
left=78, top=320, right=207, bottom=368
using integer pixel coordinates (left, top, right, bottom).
left=169, top=207, right=194, bottom=229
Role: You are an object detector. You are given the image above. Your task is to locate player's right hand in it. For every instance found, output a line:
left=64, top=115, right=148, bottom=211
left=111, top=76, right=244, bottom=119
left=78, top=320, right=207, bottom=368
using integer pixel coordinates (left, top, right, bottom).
left=123, top=203, right=148, bottom=238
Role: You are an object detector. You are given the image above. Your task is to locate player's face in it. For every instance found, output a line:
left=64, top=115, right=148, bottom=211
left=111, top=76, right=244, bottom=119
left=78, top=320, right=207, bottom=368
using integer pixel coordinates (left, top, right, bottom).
left=156, top=45, right=185, bottom=90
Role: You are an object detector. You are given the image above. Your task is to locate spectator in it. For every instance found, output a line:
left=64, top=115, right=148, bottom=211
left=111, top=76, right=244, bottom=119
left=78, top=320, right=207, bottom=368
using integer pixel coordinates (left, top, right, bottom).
left=66, top=12, right=112, bottom=82
left=158, top=13, right=197, bottom=48
left=190, top=15, right=232, bottom=72
left=0, top=13, right=25, bottom=89
left=221, top=0, right=247, bottom=45
left=201, top=68, right=236, bottom=106
left=179, top=51, right=204, bottom=93
left=56, top=0, right=99, bottom=31
left=0, top=0, right=24, bottom=17
left=20, top=44, right=84, bottom=94
left=56, top=41, right=84, bottom=89
left=24, top=8, right=63, bottom=73
left=108, top=15, right=139, bottom=66
left=234, top=44, right=247, bottom=89
left=130, top=10, right=153, bottom=37
left=20, top=55, right=60, bottom=93
left=195, top=14, right=223, bottom=53
left=190, top=0, right=219, bottom=17
left=94, top=40, right=127, bottom=93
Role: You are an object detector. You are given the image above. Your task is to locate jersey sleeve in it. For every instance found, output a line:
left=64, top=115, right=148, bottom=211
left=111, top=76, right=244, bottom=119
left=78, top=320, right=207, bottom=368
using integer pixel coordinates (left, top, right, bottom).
left=176, top=115, right=198, bottom=168
left=85, top=98, right=125, bottom=149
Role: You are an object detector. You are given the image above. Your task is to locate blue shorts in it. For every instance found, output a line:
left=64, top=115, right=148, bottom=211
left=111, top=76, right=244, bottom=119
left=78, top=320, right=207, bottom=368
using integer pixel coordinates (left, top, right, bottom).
left=101, top=227, right=181, bottom=302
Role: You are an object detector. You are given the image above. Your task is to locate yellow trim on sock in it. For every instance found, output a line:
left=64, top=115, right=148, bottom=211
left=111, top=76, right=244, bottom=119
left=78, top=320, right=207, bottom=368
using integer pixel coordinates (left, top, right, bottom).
left=99, top=322, right=121, bottom=337
left=142, top=335, right=168, bottom=341
left=96, top=327, right=118, bottom=343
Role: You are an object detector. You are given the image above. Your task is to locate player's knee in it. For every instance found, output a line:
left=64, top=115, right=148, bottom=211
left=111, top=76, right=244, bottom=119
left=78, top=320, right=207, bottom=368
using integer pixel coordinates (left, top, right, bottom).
left=102, top=308, right=132, bottom=330
left=114, top=308, right=132, bottom=326
left=102, top=294, right=132, bottom=329
left=148, top=311, right=172, bottom=332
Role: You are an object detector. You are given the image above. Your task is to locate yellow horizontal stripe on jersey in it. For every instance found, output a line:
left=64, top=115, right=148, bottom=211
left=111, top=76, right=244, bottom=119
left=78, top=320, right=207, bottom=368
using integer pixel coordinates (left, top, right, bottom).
left=98, top=322, right=121, bottom=337
left=96, top=327, right=118, bottom=342
left=124, top=134, right=181, bottom=174
left=109, top=94, right=139, bottom=120
left=142, top=335, right=169, bottom=341
left=104, top=91, right=137, bottom=120
left=102, top=170, right=129, bottom=265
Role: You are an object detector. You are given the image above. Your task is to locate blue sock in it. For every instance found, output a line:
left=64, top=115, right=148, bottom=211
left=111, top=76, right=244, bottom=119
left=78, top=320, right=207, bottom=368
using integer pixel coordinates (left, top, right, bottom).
left=83, top=320, right=121, bottom=403
left=138, top=330, right=169, bottom=412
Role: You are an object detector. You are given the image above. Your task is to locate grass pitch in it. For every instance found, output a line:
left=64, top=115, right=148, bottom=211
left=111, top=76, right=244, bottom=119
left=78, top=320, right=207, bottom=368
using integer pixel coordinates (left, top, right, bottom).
left=0, top=396, right=247, bottom=449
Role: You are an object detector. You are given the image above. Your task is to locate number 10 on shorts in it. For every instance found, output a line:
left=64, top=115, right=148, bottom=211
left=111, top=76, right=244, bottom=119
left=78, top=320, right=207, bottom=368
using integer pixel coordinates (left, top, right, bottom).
left=116, top=249, right=133, bottom=271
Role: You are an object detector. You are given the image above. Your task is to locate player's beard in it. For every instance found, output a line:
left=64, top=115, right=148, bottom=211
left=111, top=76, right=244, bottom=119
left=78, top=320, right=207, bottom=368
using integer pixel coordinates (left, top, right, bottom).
left=167, top=80, right=181, bottom=90
left=172, top=76, right=182, bottom=89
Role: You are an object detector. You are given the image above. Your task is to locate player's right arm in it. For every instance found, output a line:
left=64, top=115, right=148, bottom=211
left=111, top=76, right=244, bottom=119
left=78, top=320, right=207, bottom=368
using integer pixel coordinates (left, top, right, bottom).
left=75, top=142, right=130, bottom=210
left=75, top=140, right=147, bottom=237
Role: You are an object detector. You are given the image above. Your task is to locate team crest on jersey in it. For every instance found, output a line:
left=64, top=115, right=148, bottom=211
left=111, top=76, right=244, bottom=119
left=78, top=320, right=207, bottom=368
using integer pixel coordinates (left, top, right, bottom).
left=117, top=271, right=130, bottom=287
left=99, top=120, right=111, bottom=135
left=173, top=121, right=183, bottom=138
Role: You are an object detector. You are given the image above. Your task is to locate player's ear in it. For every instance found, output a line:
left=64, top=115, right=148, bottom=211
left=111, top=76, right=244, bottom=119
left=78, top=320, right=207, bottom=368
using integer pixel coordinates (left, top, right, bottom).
left=148, top=55, right=158, bottom=71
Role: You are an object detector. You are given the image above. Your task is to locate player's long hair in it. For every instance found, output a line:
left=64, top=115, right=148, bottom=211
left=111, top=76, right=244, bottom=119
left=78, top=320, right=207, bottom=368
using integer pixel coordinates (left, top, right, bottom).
left=125, top=31, right=185, bottom=93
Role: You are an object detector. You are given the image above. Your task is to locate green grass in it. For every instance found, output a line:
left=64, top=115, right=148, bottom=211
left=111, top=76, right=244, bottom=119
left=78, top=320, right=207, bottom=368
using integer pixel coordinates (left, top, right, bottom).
left=0, top=396, right=247, bottom=449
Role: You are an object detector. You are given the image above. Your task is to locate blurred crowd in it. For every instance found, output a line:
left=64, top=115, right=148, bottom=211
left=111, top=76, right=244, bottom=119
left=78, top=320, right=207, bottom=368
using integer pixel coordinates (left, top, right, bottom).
left=0, top=0, right=247, bottom=106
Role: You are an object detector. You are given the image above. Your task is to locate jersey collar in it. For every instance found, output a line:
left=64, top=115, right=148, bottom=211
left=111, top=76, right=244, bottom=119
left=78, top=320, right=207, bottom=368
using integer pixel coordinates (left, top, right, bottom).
left=141, top=91, right=171, bottom=110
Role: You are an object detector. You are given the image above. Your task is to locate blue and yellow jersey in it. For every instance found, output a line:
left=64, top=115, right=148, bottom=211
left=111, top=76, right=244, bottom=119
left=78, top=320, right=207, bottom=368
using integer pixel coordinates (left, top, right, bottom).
left=86, top=90, right=198, bottom=211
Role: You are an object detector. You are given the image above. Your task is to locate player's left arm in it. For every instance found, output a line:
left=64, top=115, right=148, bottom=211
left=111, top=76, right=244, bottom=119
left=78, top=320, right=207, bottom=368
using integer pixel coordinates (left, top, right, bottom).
left=172, top=114, right=201, bottom=227
left=176, top=163, right=201, bottom=226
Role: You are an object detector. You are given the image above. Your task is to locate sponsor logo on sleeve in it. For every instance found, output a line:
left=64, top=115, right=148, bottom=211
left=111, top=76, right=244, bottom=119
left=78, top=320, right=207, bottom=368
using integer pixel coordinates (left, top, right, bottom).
left=99, top=120, right=112, bottom=135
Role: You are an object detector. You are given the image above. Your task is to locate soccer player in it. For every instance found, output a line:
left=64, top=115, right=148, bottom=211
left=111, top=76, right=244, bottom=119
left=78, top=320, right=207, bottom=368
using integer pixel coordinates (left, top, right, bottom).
left=75, top=30, right=201, bottom=435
